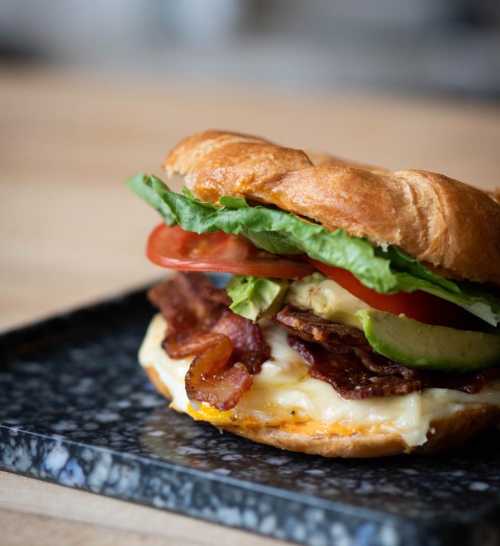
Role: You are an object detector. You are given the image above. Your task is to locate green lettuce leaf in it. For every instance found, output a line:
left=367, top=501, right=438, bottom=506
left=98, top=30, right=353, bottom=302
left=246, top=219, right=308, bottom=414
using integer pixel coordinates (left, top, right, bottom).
left=128, top=174, right=500, bottom=326
left=227, top=276, right=289, bottom=321
left=380, top=246, right=460, bottom=293
left=219, top=196, right=249, bottom=209
left=377, top=247, right=500, bottom=325
left=128, top=174, right=396, bottom=292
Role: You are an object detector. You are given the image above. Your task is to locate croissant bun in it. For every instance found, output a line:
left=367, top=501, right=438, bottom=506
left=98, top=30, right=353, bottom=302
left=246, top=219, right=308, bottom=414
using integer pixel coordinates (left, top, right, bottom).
left=164, top=130, right=500, bottom=287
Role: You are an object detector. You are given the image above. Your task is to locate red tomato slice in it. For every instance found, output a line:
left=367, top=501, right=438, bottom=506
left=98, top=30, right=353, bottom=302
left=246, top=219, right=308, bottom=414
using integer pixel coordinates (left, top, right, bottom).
left=147, top=224, right=314, bottom=279
left=310, top=260, right=465, bottom=327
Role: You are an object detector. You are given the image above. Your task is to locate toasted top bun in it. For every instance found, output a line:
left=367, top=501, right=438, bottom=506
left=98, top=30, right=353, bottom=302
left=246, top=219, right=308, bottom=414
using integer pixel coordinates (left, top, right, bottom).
left=144, top=364, right=499, bottom=457
left=163, top=130, right=500, bottom=286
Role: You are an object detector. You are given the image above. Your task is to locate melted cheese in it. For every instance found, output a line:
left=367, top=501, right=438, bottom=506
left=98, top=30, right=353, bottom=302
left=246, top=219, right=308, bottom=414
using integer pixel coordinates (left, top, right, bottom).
left=139, top=314, right=500, bottom=447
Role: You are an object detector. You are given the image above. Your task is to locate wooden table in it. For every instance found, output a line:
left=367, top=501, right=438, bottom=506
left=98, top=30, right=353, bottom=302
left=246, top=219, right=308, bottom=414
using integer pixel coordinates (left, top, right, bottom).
left=1, top=67, right=500, bottom=544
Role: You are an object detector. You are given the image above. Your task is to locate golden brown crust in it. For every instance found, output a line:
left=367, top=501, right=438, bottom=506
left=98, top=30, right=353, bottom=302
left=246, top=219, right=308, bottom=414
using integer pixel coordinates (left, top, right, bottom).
left=224, top=405, right=500, bottom=457
left=143, top=362, right=500, bottom=457
left=307, top=150, right=389, bottom=174
left=164, top=130, right=311, bottom=203
left=163, top=130, right=500, bottom=286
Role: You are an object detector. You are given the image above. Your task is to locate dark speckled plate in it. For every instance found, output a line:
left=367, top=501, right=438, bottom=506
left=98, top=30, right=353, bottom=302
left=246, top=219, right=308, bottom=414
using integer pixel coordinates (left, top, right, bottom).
left=1, top=277, right=500, bottom=546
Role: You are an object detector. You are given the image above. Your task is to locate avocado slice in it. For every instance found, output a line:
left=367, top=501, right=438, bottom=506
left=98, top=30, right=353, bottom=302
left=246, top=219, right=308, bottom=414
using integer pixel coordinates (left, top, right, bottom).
left=357, top=309, right=500, bottom=372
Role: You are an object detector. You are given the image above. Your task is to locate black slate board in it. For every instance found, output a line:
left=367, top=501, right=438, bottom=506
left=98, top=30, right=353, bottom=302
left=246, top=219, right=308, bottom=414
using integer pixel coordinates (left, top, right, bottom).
left=2, top=280, right=500, bottom=546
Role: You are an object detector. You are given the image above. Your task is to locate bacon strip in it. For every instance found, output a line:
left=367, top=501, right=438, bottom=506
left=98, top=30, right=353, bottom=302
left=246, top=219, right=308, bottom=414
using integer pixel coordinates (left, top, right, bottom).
left=425, top=366, right=500, bottom=394
left=276, top=305, right=368, bottom=352
left=185, top=335, right=253, bottom=410
left=149, top=273, right=269, bottom=409
left=280, top=306, right=500, bottom=399
left=148, top=272, right=229, bottom=337
left=289, top=336, right=423, bottom=398
left=212, top=310, right=270, bottom=374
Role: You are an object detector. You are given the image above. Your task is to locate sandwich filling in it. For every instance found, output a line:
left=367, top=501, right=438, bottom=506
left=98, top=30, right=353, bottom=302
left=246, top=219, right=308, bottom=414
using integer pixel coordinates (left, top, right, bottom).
left=140, top=312, right=500, bottom=447
left=140, top=272, right=500, bottom=447
left=128, top=173, right=500, bottom=446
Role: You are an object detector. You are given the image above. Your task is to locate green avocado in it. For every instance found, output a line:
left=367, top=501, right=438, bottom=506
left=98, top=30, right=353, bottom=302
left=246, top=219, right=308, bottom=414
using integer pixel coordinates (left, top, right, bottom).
left=357, top=309, right=500, bottom=372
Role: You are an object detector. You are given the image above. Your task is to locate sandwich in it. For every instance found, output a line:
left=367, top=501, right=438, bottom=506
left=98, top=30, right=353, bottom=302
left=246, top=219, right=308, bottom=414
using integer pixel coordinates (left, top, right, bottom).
left=128, top=130, right=500, bottom=457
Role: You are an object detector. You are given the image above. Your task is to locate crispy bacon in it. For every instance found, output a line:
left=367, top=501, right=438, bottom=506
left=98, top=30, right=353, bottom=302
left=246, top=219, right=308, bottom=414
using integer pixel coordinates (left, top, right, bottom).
left=164, top=332, right=222, bottom=359
left=281, top=306, right=500, bottom=399
left=148, top=272, right=229, bottom=337
left=185, top=311, right=270, bottom=410
left=185, top=335, right=253, bottom=410
left=150, top=273, right=269, bottom=409
left=276, top=305, right=368, bottom=352
left=289, top=336, right=423, bottom=398
left=424, top=366, right=500, bottom=394
left=212, top=310, right=271, bottom=374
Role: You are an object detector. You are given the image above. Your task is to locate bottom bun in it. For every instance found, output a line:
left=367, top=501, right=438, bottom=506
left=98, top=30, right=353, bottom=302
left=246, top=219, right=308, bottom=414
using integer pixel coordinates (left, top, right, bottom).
left=143, top=365, right=500, bottom=458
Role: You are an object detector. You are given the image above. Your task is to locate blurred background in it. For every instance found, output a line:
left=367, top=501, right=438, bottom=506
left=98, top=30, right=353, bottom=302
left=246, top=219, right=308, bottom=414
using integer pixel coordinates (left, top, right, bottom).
left=1, top=0, right=500, bottom=330
left=1, top=0, right=500, bottom=98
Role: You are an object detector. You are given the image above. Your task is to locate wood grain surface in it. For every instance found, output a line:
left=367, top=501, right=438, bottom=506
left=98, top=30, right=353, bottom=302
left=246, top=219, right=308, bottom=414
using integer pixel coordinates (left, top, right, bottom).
left=1, top=67, right=500, bottom=545
left=0, top=471, right=289, bottom=546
